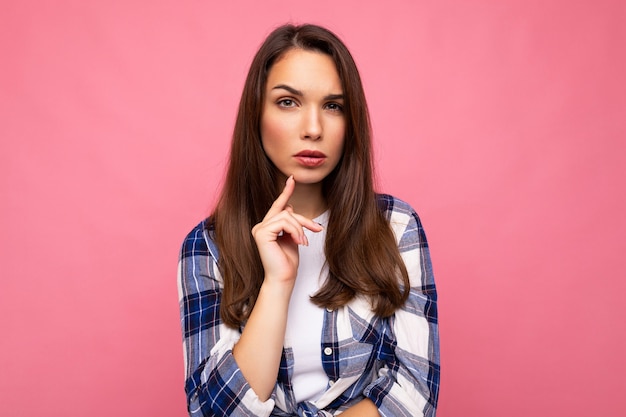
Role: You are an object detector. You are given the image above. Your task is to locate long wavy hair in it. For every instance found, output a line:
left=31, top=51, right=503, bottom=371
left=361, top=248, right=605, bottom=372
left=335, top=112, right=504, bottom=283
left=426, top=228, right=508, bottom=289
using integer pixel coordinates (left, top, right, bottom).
left=209, top=23, right=410, bottom=328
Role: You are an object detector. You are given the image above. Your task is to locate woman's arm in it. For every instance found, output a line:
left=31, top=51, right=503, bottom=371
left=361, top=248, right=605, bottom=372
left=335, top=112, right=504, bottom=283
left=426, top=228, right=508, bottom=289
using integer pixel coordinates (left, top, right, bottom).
left=338, top=398, right=380, bottom=417
left=231, top=281, right=292, bottom=401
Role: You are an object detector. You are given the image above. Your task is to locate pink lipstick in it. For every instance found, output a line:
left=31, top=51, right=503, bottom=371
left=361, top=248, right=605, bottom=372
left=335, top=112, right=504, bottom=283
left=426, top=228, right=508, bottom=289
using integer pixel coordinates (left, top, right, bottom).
left=294, top=150, right=327, bottom=167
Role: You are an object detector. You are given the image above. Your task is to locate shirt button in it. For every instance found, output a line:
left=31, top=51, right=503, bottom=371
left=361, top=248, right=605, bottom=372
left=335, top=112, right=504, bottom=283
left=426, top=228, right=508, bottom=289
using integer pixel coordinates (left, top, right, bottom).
left=326, top=307, right=333, bottom=312
left=328, top=380, right=335, bottom=386
left=324, top=347, right=333, bottom=356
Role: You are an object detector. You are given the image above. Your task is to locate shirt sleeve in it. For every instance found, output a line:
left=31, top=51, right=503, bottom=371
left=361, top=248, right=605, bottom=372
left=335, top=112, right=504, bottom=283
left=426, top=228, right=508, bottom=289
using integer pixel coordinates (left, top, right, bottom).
left=363, top=198, right=440, bottom=417
left=177, top=221, right=276, bottom=417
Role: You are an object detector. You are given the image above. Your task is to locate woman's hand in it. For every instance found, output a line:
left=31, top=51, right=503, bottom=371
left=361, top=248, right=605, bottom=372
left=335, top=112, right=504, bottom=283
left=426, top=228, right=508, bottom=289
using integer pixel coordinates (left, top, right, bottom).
left=251, top=175, right=323, bottom=288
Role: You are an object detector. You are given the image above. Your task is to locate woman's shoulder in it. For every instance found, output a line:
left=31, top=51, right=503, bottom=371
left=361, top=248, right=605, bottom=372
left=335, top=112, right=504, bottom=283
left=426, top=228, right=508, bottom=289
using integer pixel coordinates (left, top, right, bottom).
left=376, top=193, right=419, bottom=219
left=376, top=193, right=428, bottom=244
left=179, top=218, right=219, bottom=260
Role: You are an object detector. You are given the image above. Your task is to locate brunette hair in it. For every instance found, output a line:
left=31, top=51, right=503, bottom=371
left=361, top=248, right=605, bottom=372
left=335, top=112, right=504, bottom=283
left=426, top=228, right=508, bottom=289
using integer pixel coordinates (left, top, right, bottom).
left=210, top=23, right=410, bottom=328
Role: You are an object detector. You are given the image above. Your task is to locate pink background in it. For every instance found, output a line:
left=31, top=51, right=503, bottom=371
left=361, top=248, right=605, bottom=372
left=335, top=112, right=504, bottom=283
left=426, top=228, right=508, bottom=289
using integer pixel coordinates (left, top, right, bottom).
left=1, top=1, right=625, bottom=416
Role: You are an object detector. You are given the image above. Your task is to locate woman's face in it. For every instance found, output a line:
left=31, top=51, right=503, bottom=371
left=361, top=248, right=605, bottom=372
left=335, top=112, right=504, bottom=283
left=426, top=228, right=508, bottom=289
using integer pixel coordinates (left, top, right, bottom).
left=261, top=48, right=346, bottom=185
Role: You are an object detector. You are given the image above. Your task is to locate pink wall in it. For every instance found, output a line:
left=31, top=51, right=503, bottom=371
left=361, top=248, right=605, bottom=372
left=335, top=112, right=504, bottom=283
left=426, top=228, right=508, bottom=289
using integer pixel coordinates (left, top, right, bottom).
left=1, top=1, right=624, bottom=415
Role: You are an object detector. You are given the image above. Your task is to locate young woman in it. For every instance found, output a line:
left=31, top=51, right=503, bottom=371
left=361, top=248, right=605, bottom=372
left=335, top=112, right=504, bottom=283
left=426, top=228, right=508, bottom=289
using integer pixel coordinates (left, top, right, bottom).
left=178, top=24, right=439, bottom=417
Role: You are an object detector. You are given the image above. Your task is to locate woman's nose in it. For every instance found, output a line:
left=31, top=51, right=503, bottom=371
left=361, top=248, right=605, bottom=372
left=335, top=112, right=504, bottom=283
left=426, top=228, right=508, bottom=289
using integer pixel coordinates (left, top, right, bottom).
left=301, top=107, right=322, bottom=140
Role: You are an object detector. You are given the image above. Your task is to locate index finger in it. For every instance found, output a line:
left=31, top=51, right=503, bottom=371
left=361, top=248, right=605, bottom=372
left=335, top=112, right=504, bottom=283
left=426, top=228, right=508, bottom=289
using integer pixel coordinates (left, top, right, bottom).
left=264, top=175, right=295, bottom=219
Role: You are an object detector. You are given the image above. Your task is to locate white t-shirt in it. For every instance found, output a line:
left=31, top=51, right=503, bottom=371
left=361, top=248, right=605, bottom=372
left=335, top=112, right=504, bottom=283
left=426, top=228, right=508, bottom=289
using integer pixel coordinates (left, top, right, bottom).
left=284, top=210, right=329, bottom=404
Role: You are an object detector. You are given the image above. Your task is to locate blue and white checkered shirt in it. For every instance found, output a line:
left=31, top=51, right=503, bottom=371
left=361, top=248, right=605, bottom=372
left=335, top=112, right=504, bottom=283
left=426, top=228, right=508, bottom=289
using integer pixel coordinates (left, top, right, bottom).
left=178, top=195, right=439, bottom=416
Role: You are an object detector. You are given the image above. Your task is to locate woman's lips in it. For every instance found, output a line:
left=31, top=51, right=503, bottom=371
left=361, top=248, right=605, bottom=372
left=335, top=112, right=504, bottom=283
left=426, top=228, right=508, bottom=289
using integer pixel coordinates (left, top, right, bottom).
left=294, top=150, right=327, bottom=167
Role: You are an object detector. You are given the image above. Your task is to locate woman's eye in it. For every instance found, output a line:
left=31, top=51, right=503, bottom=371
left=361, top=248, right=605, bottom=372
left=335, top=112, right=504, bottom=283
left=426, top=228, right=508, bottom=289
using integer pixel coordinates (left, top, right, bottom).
left=277, top=99, right=296, bottom=108
left=325, top=102, right=343, bottom=112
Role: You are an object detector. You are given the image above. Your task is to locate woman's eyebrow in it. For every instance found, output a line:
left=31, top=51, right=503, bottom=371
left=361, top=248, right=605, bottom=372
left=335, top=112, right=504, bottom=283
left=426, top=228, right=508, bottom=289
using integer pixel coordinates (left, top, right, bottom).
left=324, top=94, right=344, bottom=101
left=271, top=84, right=344, bottom=101
left=272, top=84, right=303, bottom=96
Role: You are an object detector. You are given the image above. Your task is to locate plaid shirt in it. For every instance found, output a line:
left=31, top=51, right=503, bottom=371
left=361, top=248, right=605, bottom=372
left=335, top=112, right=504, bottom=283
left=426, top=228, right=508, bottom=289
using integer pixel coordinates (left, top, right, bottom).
left=178, top=195, right=439, bottom=417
